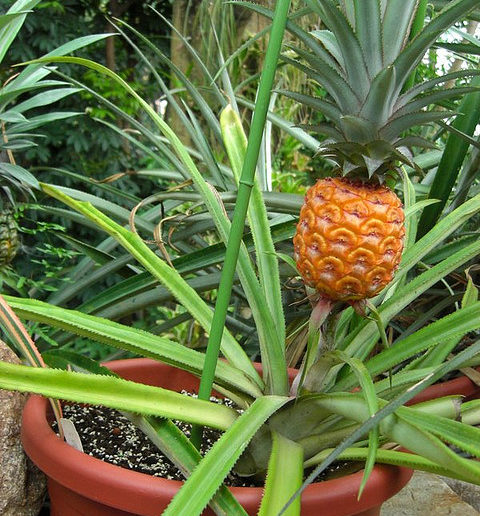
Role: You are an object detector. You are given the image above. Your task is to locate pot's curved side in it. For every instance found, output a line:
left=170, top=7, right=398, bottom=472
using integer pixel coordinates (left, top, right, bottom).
left=22, top=359, right=413, bottom=516
left=407, top=372, right=480, bottom=404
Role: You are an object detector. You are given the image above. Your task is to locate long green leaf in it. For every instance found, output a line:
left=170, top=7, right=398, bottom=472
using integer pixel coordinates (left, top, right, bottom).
left=0, top=0, right=40, bottom=63
left=418, top=77, right=480, bottom=236
left=310, top=30, right=345, bottom=70
left=359, top=65, right=396, bottom=127
left=162, top=396, right=288, bottom=516
left=285, top=337, right=480, bottom=512
left=380, top=110, right=455, bottom=140
left=0, top=11, right=32, bottom=32
left=130, top=415, right=248, bottom=516
left=281, top=49, right=359, bottom=113
left=5, top=111, right=81, bottom=132
left=276, top=89, right=341, bottom=123
left=397, top=69, right=480, bottom=109
left=44, top=184, right=154, bottom=233
left=353, top=0, right=382, bottom=77
left=307, top=393, right=480, bottom=483
left=411, top=273, right=479, bottom=368
left=382, top=0, right=418, bottom=66
left=258, top=431, right=303, bottom=516
left=220, top=105, right=285, bottom=349
left=403, top=0, right=428, bottom=90
left=3, top=295, right=262, bottom=399
left=398, top=407, right=480, bottom=458
left=393, top=0, right=479, bottom=92
left=335, top=353, right=379, bottom=498
left=0, top=361, right=237, bottom=429
left=40, top=183, right=261, bottom=388
left=13, top=87, right=80, bottom=113
left=306, top=0, right=369, bottom=100
left=305, top=447, right=477, bottom=482
left=359, top=302, right=480, bottom=384
left=394, top=86, right=480, bottom=117
left=399, top=191, right=480, bottom=282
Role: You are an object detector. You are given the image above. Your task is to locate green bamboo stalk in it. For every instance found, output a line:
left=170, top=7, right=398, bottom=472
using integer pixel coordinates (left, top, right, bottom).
left=192, top=0, right=291, bottom=447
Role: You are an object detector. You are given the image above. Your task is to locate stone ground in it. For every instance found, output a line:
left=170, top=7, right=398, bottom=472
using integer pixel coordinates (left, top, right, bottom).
left=381, top=472, right=480, bottom=515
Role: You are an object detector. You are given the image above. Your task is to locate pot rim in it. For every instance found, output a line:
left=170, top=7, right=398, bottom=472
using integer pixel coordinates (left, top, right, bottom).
left=22, top=358, right=413, bottom=516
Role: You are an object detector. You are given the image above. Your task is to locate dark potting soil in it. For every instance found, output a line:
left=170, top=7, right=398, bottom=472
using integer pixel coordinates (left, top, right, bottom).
left=53, top=392, right=356, bottom=488
left=53, top=392, right=258, bottom=487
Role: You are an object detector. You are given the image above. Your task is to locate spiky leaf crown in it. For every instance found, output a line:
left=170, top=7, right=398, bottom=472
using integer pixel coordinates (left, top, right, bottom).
left=282, top=0, right=480, bottom=180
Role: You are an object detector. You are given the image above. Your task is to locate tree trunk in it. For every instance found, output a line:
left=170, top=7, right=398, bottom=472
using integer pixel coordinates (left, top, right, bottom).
left=236, top=0, right=274, bottom=43
left=445, top=20, right=479, bottom=88
left=104, top=0, right=135, bottom=72
left=105, top=24, right=116, bottom=71
left=169, top=0, right=204, bottom=145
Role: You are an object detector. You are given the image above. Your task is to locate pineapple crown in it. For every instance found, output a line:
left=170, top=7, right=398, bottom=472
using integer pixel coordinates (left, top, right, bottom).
left=281, top=0, right=480, bottom=180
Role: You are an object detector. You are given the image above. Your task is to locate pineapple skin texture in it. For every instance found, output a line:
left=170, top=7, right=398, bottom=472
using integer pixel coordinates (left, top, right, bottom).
left=294, top=177, right=405, bottom=302
left=0, top=210, right=19, bottom=268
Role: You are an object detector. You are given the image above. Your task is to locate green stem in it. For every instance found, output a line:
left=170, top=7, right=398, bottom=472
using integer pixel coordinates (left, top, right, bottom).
left=191, top=0, right=291, bottom=448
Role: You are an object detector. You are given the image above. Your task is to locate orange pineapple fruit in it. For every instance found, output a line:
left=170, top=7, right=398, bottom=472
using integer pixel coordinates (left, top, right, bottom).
left=294, top=178, right=404, bottom=301
left=286, top=0, right=479, bottom=302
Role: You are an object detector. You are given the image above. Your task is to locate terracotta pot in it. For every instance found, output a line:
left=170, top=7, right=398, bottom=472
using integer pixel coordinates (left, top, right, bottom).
left=22, top=358, right=413, bottom=516
left=406, top=371, right=480, bottom=404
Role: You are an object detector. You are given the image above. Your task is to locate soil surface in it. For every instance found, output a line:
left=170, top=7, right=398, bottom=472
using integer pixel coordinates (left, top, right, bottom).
left=52, top=392, right=357, bottom=489
left=53, top=392, right=258, bottom=487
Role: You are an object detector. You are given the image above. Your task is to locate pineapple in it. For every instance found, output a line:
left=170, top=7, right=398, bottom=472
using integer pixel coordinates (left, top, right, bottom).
left=0, top=202, right=19, bottom=268
left=288, top=0, right=479, bottom=302
left=294, top=177, right=404, bottom=301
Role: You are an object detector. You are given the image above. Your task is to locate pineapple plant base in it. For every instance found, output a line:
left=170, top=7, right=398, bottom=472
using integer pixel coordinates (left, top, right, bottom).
left=0, top=207, right=19, bottom=268
left=294, top=177, right=404, bottom=302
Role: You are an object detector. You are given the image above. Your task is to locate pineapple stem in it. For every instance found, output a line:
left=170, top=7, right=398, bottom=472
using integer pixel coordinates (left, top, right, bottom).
left=291, top=297, right=333, bottom=396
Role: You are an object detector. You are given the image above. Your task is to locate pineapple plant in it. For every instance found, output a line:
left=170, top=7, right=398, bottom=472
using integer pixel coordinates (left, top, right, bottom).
left=0, top=162, right=38, bottom=268
left=0, top=200, right=20, bottom=268
left=289, top=0, right=480, bottom=303
left=0, top=2, right=113, bottom=270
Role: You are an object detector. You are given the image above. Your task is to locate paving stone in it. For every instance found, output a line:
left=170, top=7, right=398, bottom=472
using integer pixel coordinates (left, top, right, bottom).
left=441, top=477, right=480, bottom=512
left=381, top=471, right=479, bottom=515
